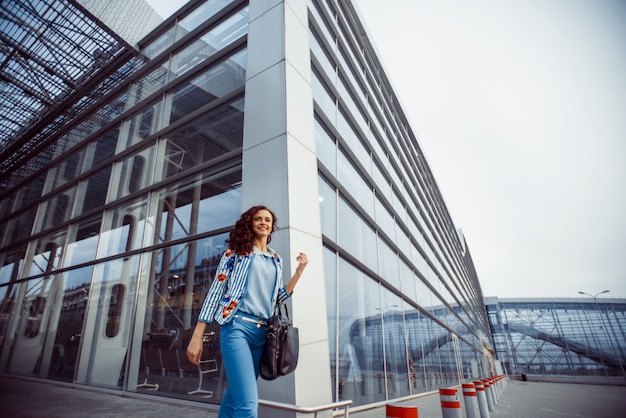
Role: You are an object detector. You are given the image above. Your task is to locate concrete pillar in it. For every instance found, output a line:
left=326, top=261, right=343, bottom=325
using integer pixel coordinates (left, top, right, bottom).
left=243, top=0, right=332, bottom=413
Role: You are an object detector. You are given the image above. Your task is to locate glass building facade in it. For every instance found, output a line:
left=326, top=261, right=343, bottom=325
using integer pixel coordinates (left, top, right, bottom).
left=486, top=298, right=626, bottom=379
left=0, top=0, right=494, bottom=413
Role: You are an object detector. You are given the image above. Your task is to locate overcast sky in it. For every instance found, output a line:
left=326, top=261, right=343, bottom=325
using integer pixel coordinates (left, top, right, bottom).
left=148, top=1, right=626, bottom=299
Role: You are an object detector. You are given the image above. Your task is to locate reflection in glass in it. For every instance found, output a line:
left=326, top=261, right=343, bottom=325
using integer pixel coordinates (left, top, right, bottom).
left=170, top=50, right=247, bottom=125
left=45, top=266, right=94, bottom=382
left=381, top=291, right=409, bottom=398
left=172, top=10, right=248, bottom=79
left=98, top=198, right=148, bottom=259
left=162, top=98, right=244, bottom=180
left=175, top=0, right=235, bottom=42
left=137, top=233, right=230, bottom=402
left=338, top=258, right=384, bottom=406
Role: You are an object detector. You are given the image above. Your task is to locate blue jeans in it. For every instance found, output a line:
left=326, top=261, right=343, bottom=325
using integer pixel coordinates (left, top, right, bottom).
left=218, top=312, right=268, bottom=418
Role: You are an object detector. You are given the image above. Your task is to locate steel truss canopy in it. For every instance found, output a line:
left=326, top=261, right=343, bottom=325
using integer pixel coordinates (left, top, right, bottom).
left=0, top=0, right=132, bottom=179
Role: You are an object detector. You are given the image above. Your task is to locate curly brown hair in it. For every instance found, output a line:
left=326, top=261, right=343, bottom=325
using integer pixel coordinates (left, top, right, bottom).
left=227, top=205, right=278, bottom=254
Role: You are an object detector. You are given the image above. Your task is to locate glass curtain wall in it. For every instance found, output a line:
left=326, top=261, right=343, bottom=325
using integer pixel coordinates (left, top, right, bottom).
left=487, top=299, right=626, bottom=378
left=0, top=0, right=249, bottom=406
left=310, top=0, right=492, bottom=407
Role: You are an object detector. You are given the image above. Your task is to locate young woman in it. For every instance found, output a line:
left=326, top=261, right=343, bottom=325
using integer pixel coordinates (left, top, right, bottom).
left=186, top=205, right=308, bottom=418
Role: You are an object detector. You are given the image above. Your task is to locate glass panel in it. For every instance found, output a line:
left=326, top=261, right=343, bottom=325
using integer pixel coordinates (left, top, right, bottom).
left=1, top=207, right=37, bottom=248
left=314, top=117, right=336, bottom=176
left=338, top=258, right=383, bottom=406
left=318, top=176, right=337, bottom=242
left=64, top=218, right=101, bottom=268
left=0, top=248, right=25, bottom=286
left=138, top=233, right=229, bottom=402
left=35, top=187, right=76, bottom=233
left=45, top=266, right=94, bottom=382
left=109, top=145, right=156, bottom=201
left=83, top=130, right=119, bottom=171
left=312, top=71, right=336, bottom=126
left=174, top=0, right=235, bottom=41
left=127, top=66, right=168, bottom=109
left=323, top=247, right=338, bottom=400
left=337, top=196, right=377, bottom=272
left=378, top=238, right=399, bottom=290
left=43, top=149, right=86, bottom=194
left=337, top=150, right=373, bottom=215
left=0, top=285, right=12, bottom=352
left=155, top=170, right=242, bottom=245
left=172, top=10, right=248, bottom=79
left=78, top=255, right=141, bottom=388
left=310, top=28, right=336, bottom=86
left=382, top=290, right=409, bottom=398
left=75, top=166, right=112, bottom=216
left=170, top=49, right=247, bottom=124
left=120, top=104, right=160, bottom=149
left=143, top=27, right=175, bottom=60
left=161, top=98, right=244, bottom=180
left=1, top=173, right=43, bottom=217
left=98, top=198, right=148, bottom=259
left=27, top=231, right=66, bottom=279
left=404, top=307, right=428, bottom=394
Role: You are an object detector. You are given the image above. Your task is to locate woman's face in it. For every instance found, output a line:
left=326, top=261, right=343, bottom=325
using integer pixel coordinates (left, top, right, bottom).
left=251, top=209, right=273, bottom=239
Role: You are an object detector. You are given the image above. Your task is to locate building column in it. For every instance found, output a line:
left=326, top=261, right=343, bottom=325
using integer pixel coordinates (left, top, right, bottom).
left=242, top=0, right=333, bottom=411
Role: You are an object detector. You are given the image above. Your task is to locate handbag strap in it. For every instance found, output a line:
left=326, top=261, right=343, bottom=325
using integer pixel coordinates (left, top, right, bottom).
left=273, top=301, right=290, bottom=320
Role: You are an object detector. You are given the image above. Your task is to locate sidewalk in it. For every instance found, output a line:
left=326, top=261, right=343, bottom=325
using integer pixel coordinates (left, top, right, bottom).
left=2, top=374, right=625, bottom=417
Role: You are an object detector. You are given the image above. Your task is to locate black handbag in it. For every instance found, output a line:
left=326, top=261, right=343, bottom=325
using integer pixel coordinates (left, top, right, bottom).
left=260, top=303, right=299, bottom=380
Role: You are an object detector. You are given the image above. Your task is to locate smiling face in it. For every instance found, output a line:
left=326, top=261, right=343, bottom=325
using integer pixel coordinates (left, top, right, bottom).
left=251, top=209, right=274, bottom=240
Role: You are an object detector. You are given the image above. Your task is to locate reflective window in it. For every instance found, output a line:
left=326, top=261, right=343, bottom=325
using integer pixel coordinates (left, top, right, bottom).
left=337, top=149, right=373, bottom=214
left=318, top=176, right=337, bottom=242
left=172, top=9, right=248, bottom=79
left=121, top=105, right=160, bottom=149
left=97, top=198, right=148, bottom=259
left=0, top=248, right=25, bottom=286
left=337, top=108, right=371, bottom=177
left=84, top=130, right=119, bottom=171
left=75, top=165, right=112, bottom=216
left=64, top=217, right=101, bottom=268
left=338, top=196, right=377, bottom=273
left=161, top=98, right=244, bottom=180
left=109, top=145, right=156, bottom=200
left=27, top=233, right=65, bottom=279
left=314, top=117, right=336, bottom=176
left=323, top=247, right=338, bottom=397
left=175, top=0, right=235, bottom=42
left=312, top=70, right=336, bottom=126
left=127, top=65, right=169, bottom=109
left=1, top=207, right=37, bottom=248
left=156, top=172, right=242, bottom=245
left=378, top=238, right=399, bottom=290
left=170, top=49, right=247, bottom=124
left=338, top=258, right=383, bottom=405
left=45, top=266, right=94, bottom=382
left=381, top=290, right=409, bottom=398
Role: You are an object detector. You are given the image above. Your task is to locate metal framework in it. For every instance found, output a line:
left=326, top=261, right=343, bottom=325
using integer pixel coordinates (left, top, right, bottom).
left=0, top=0, right=133, bottom=186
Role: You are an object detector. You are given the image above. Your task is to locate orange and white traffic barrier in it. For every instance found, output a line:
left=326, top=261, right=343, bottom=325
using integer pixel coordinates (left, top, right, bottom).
left=473, top=381, right=490, bottom=418
left=439, top=388, right=461, bottom=418
left=462, top=383, right=480, bottom=418
left=386, top=403, right=418, bottom=418
left=482, top=379, right=494, bottom=412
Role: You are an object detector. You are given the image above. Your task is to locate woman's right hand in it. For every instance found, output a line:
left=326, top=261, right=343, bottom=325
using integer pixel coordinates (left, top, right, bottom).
left=187, top=321, right=207, bottom=365
left=187, top=335, right=203, bottom=365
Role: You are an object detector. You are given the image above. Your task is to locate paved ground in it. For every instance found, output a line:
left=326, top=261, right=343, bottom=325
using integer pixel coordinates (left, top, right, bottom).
left=1, top=375, right=625, bottom=417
